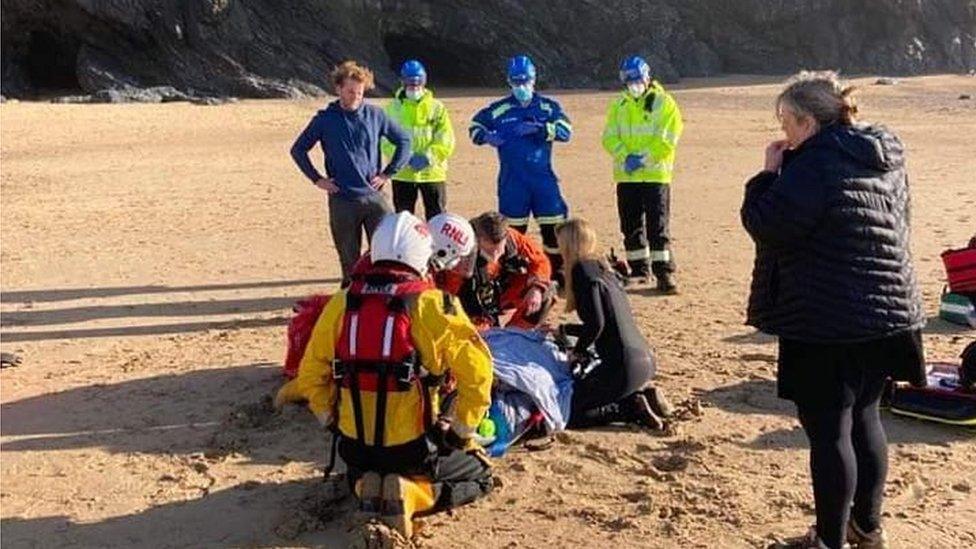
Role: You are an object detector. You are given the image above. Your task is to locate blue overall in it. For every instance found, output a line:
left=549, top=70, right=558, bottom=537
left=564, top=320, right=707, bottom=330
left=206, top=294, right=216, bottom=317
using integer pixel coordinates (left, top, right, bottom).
left=469, top=94, right=572, bottom=229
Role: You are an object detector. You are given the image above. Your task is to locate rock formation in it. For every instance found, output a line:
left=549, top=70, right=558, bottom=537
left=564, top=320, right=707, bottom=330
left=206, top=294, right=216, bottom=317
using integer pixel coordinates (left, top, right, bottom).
left=2, top=0, right=974, bottom=99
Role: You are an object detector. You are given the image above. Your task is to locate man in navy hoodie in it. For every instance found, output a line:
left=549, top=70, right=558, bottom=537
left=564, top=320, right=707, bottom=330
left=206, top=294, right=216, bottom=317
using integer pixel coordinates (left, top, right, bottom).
left=291, top=61, right=412, bottom=283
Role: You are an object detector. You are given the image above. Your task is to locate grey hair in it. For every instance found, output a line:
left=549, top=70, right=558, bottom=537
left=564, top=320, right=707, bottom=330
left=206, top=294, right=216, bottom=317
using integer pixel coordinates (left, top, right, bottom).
left=777, top=70, right=859, bottom=126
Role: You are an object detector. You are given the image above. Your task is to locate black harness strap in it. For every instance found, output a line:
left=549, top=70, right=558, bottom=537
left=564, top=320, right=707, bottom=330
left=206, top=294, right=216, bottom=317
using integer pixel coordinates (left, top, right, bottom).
left=373, top=363, right=389, bottom=447
left=419, top=377, right=434, bottom=431
left=346, top=362, right=366, bottom=446
left=442, top=291, right=457, bottom=315
left=322, top=429, right=340, bottom=480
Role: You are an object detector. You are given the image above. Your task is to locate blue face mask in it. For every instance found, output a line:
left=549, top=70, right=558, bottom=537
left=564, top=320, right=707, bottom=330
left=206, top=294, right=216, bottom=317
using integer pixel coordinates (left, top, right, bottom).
left=511, top=84, right=534, bottom=103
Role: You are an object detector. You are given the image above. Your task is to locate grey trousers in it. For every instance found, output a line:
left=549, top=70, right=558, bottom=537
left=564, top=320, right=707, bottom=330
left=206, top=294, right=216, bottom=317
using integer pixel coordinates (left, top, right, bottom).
left=328, top=192, right=392, bottom=282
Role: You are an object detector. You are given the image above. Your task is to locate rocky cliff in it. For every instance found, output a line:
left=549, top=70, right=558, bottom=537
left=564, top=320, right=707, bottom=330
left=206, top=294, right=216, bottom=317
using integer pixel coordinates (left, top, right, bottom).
left=2, top=0, right=975, bottom=99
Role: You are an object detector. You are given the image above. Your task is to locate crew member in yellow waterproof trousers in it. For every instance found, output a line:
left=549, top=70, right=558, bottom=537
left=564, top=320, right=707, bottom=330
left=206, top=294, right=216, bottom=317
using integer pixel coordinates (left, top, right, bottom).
left=276, top=211, right=494, bottom=538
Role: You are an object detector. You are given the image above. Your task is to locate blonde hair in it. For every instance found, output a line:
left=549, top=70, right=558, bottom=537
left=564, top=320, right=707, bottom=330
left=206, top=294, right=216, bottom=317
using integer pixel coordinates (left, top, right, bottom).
left=777, top=70, right=858, bottom=126
left=331, top=60, right=375, bottom=92
left=557, top=218, right=608, bottom=313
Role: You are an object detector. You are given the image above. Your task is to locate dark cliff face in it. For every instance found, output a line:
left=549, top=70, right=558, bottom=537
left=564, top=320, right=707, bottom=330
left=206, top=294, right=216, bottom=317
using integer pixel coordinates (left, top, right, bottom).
left=2, top=0, right=974, bottom=98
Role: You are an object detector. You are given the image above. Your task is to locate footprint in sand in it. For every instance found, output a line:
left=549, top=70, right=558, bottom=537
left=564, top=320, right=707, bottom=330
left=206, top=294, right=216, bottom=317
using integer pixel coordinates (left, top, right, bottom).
left=652, top=454, right=690, bottom=472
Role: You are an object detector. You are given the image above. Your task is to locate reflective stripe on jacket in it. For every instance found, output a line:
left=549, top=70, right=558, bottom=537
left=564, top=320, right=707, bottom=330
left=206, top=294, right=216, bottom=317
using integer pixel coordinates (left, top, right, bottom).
left=383, top=88, right=455, bottom=183
left=601, top=82, right=683, bottom=183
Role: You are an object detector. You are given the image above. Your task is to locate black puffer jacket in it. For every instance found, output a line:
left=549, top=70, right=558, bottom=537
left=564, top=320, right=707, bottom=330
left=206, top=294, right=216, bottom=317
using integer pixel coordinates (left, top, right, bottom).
left=741, top=123, right=924, bottom=342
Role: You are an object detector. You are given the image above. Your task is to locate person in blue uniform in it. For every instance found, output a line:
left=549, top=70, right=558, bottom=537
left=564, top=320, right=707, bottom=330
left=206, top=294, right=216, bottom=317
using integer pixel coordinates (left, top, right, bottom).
left=469, top=55, right=573, bottom=284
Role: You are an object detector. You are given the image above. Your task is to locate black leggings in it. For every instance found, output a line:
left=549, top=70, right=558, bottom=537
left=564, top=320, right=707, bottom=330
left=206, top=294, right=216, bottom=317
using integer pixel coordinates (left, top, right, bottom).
left=795, top=367, right=888, bottom=549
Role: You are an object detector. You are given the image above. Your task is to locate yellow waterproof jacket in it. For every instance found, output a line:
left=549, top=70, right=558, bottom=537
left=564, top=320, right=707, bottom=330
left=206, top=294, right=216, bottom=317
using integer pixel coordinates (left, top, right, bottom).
left=276, top=289, right=492, bottom=447
left=601, top=81, right=683, bottom=183
left=382, top=88, right=455, bottom=183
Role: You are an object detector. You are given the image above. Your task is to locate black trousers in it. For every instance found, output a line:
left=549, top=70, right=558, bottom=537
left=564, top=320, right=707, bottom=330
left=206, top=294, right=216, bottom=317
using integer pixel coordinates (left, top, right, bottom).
left=616, top=183, right=675, bottom=277
left=393, top=180, right=446, bottom=221
left=341, top=436, right=493, bottom=513
left=778, top=335, right=919, bottom=549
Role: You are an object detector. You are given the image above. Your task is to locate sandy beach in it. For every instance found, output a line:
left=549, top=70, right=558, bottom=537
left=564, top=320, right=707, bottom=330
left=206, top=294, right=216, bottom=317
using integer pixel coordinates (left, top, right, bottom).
left=1, top=74, right=974, bottom=548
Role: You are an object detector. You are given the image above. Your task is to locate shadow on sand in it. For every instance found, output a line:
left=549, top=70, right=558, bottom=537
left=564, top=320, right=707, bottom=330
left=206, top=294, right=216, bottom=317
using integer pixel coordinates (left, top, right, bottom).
left=700, top=378, right=975, bottom=448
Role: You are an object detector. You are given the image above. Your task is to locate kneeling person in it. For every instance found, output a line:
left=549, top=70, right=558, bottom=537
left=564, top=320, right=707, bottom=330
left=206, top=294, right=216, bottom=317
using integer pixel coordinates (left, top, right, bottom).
left=441, top=211, right=555, bottom=329
left=557, top=218, right=672, bottom=430
left=276, top=212, right=493, bottom=538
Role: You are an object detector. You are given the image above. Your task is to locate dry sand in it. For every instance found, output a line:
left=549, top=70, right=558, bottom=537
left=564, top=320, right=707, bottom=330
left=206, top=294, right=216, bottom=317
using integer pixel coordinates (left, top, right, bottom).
left=1, top=74, right=975, bottom=548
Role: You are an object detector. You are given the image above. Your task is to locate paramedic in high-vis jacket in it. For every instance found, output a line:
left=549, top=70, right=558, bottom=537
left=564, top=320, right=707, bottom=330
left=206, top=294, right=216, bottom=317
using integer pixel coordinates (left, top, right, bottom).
left=602, top=55, right=683, bottom=293
left=383, top=60, right=456, bottom=220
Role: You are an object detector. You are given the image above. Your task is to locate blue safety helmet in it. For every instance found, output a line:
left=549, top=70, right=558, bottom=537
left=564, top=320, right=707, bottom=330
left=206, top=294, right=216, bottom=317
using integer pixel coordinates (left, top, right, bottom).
left=507, top=55, right=537, bottom=85
left=619, top=55, right=651, bottom=83
left=399, top=59, right=427, bottom=86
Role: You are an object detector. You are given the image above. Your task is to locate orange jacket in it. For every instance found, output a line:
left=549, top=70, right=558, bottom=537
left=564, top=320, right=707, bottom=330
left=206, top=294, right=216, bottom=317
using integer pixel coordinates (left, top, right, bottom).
left=441, top=228, right=551, bottom=310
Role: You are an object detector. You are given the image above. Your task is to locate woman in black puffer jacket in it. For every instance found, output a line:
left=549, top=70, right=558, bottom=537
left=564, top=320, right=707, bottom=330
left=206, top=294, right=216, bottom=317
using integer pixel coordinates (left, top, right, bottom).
left=741, top=71, right=925, bottom=549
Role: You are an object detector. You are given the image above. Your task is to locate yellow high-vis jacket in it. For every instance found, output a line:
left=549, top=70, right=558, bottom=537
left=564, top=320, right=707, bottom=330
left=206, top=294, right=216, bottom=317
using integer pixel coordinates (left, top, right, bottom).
left=382, top=88, right=455, bottom=183
left=601, top=81, right=683, bottom=184
left=276, top=289, right=492, bottom=447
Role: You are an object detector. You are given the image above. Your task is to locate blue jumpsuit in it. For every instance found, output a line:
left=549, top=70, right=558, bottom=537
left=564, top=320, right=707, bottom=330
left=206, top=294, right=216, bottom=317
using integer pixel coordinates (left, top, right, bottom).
left=469, top=94, right=572, bottom=272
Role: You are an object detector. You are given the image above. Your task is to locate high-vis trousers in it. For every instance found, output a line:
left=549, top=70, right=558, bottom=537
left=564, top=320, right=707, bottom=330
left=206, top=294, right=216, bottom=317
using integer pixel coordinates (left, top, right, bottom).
left=616, top=183, right=675, bottom=278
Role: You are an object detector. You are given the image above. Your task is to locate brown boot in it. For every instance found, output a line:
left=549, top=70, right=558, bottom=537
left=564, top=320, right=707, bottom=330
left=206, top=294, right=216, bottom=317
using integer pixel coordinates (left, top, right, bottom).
left=354, top=471, right=382, bottom=516
left=847, top=521, right=889, bottom=549
left=772, top=525, right=850, bottom=549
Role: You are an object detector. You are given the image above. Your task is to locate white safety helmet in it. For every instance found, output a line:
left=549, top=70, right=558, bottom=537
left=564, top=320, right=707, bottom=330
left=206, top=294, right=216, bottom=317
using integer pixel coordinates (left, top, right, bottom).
left=428, top=212, right=476, bottom=271
left=370, top=212, right=434, bottom=276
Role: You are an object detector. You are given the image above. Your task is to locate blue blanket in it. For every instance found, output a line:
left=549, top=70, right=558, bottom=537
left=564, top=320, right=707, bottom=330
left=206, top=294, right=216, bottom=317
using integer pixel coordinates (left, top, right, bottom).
left=484, top=328, right=574, bottom=435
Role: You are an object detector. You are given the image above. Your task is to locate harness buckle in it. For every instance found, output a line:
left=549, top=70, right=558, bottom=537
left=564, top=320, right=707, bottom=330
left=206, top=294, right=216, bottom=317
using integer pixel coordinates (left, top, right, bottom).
left=392, top=363, right=415, bottom=385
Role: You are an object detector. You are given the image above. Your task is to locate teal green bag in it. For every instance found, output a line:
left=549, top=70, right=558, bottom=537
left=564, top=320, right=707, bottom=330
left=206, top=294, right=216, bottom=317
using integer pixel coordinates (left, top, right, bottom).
left=939, top=290, right=976, bottom=328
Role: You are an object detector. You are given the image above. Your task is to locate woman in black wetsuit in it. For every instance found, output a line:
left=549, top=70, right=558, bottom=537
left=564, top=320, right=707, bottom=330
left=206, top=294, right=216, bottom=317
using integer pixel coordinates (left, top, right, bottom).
left=556, top=218, right=672, bottom=430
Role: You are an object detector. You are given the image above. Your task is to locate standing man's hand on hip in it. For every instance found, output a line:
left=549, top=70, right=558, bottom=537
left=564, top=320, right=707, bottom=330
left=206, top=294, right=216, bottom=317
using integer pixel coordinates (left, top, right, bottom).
left=314, top=177, right=340, bottom=194
left=370, top=174, right=391, bottom=190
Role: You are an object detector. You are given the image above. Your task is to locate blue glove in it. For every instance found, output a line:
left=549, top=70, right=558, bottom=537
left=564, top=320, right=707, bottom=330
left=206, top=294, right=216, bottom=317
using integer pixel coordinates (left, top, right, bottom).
left=484, top=131, right=506, bottom=147
left=513, top=121, right=543, bottom=137
left=624, top=154, right=645, bottom=174
left=408, top=153, right=430, bottom=171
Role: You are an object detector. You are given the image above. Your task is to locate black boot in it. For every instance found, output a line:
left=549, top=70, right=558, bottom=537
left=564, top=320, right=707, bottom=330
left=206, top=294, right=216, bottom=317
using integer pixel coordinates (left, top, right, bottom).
left=574, top=402, right=624, bottom=427
left=656, top=272, right=677, bottom=294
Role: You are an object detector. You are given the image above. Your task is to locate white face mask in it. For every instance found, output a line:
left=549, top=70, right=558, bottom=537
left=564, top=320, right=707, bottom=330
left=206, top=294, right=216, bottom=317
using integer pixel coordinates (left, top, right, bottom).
left=405, top=87, right=424, bottom=101
left=511, top=84, right=534, bottom=103
left=627, top=82, right=647, bottom=98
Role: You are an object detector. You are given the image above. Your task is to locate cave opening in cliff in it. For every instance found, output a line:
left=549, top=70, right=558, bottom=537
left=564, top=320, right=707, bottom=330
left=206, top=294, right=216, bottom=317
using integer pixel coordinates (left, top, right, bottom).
left=25, top=30, right=81, bottom=92
left=383, top=33, right=498, bottom=87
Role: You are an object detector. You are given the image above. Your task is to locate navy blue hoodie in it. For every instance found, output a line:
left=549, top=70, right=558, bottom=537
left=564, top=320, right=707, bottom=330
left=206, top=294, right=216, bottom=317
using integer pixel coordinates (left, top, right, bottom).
left=290, top=100, right=411, bottom=199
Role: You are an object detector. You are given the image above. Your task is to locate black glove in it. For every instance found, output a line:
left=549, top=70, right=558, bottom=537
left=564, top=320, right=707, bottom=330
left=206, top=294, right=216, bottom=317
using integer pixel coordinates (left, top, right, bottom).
left=429, top=419, right=466, bottom=454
